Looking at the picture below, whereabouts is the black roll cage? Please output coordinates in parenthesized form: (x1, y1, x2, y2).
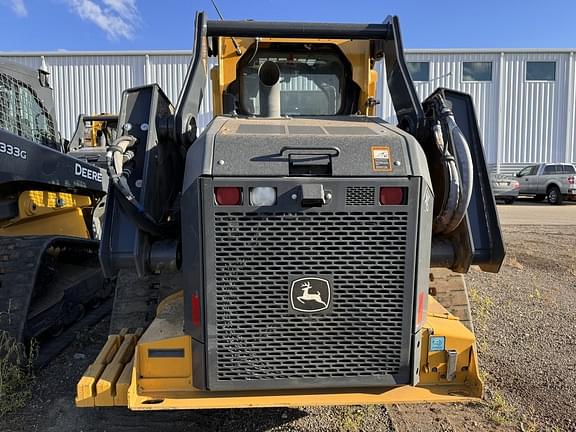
(174, 12, 425, 145)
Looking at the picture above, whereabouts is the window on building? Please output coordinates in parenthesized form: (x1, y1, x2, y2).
(407, 62, 429, 81)
(526, 62, 556, 81)
(462, 62, 492, 81)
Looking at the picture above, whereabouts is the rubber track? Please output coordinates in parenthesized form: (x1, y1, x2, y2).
(0, 235, 106, 363)
(34, 298, 112, 368)
(429, 269, 474, 332)
(109, 270, 181, 334)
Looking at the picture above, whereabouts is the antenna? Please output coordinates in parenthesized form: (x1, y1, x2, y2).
(210, 0, 225, 19)
(209, 0, 242, 56)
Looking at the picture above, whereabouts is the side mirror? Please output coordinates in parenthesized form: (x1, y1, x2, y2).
(515, 172, 522, 177)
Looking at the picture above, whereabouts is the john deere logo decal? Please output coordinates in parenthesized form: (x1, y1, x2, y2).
(290, 277, 331, 313)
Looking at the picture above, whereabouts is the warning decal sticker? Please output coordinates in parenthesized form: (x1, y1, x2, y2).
(429, 336, 446, 352)
(371, 146, 392, 172)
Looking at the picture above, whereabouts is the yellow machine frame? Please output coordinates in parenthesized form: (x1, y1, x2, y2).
(0, 190, 92, 238)
(76, 287, 482, 410)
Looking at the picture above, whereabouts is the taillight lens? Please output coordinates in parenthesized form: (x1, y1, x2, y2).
(512, 181, 520, 190)
(416, 291, 426, 327)
(569, 176, 575, 185)
(380, 187, 406, 205)
(214, 187, 242, 205)
(191, 293, 201, 327)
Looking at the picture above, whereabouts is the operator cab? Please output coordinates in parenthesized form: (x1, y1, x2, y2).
(224, 43, 360, 116)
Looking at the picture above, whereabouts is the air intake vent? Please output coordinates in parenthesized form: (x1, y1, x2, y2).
(346, 186, 375, 206)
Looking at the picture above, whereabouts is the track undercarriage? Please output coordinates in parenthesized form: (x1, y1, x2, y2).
(0, 236, 113, 366)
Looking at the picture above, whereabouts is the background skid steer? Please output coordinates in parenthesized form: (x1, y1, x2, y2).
(77, 12, 504, 409)
(0, 60, 116, 366)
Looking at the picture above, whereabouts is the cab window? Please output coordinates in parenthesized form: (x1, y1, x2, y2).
(237, 46, 349, 116)
(0, 72, 56, 146)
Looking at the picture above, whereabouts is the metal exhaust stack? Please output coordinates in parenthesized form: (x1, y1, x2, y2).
(258, 60, 281, 117)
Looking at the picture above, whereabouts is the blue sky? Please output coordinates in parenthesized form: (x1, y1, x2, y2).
(1, 0, 575, 52)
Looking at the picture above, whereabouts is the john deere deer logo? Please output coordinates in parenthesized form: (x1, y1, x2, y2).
(297, 281, 328, 307)
(290, 277, 331, 313)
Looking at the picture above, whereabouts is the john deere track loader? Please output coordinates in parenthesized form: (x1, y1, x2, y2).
(0, 60, 114, 365)
(77, 13, 504, 409)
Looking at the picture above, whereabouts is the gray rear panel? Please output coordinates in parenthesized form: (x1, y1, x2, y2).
(181, 115, 434, 391)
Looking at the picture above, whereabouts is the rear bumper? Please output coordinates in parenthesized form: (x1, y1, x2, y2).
(76, 289, 483, 410)
(493, 190, 519, 199)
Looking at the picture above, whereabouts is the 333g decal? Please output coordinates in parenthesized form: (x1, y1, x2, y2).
(0, 141, 27, 160)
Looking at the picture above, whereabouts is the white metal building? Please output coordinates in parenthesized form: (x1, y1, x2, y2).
(2, 49, 575, 173)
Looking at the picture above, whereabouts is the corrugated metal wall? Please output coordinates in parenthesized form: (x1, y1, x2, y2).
(498, 52, 569, 164)
(2, 54, 141, 139)
(380, 50, 576, 167)
(566, 52, 576, 163)
(2, 49, 575, 168)
(378, 52, 501, 164)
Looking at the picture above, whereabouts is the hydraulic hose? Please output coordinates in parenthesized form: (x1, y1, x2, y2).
(430, 95, 474, 235)
(440, 107, 474, 234)
(106, 136, 175, 237)
(432, 121, 459, 231)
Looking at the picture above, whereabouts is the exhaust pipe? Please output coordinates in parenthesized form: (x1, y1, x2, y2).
(258, 61, 281, 117)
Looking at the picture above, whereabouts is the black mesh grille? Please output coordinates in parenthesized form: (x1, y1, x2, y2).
(0, 72, 56, 146)
(346, 186, 376, 206)
(212, 211, 408, 383)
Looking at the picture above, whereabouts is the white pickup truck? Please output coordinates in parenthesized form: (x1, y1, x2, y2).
(516, 163, 576, 204)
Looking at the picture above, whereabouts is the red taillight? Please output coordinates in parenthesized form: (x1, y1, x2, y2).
(192, 294, 201, 327)
(512, 181, 520, 190)
(379, 187, 406, 205)
(569, 176, 575, 185)
(416, 291, 426, 326)
(214, 187, 242, 205)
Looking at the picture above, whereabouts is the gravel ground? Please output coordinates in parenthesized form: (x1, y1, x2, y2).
(1, 224, 575, 431)
(466, 225, 576, 431)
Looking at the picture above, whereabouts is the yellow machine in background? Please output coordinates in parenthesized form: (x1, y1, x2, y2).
(76, 13, 504, 409)
(66, 113, 118, 169)
(0, 190, 92, 238)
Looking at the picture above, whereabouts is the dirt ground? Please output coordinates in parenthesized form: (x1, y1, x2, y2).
(1, 202, 575, 432)
(496, 197, 576, 225)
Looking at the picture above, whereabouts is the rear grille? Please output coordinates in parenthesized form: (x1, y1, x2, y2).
(346, 186, 375, 205)
(211, 211, 409, 384)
